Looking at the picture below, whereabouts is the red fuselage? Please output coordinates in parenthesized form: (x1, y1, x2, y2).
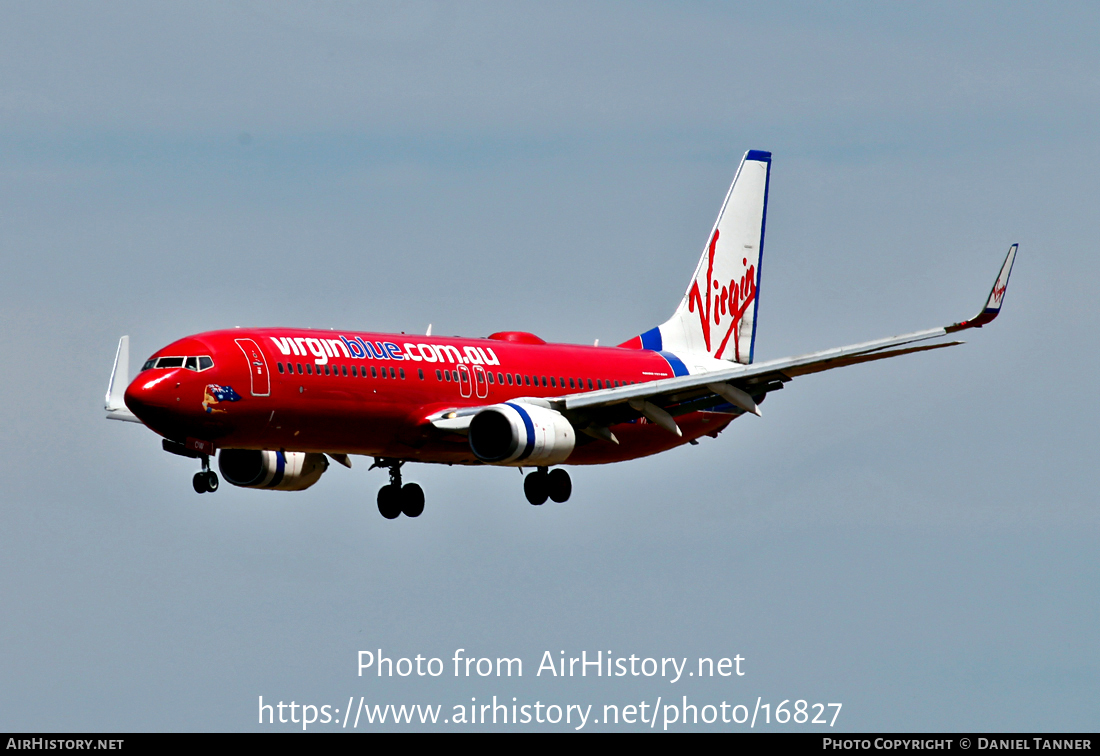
(124, 328, 735, 465)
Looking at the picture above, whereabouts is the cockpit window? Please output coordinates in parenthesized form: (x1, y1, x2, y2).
(148, 355, 215, 371)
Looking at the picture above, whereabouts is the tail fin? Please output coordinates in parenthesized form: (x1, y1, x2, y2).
(620, 150, 771, 363)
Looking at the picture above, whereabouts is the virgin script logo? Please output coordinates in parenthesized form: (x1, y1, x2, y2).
(686, 229, 756, 360)
(991, 280, 1007, 306)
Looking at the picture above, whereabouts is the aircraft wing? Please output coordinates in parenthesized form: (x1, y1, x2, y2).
(428, 245, 1016, 438)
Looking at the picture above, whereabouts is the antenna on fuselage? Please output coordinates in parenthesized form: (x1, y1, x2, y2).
(426, 323, 432, 336)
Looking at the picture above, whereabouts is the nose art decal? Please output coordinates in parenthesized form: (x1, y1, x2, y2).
(203, 384, 242, 414)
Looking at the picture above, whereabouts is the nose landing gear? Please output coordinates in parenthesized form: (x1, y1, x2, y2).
(371, 458, 425, 519)
(192, 454, 220, 494)
(524, 467, 572, 505)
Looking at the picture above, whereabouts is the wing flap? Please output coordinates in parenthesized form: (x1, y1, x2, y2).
(778, 340, 962, 378)
(560, 327, 949, 412)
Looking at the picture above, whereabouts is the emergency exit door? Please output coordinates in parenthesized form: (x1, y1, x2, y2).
(235, 338, 271, 396)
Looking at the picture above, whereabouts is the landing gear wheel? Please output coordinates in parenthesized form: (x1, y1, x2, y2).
(524, 471, 549, 506)
(377, 485, 402, 519)
(204, 471, 219, 493)
(193, 472, 208, 494)
(547, 468, 571, 503)
(400, 483, 425, 518)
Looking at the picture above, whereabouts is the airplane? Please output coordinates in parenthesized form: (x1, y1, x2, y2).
(104, 150, 1017, 519)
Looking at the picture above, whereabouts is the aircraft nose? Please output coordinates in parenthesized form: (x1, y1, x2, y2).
(124, 370, 178, 420)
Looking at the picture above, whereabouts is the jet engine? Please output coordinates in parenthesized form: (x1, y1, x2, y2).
(218, 449, 329, 491)
(468, 403, 576, 466)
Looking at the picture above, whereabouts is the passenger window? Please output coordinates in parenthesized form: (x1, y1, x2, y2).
(390, 368, 396, 379)
(549, 377, 555, 387)
(597, 379, 603, 389)
(399, 368, 405, 379)
(306, 364, 313, 375)
(497, 372, 504, 384)
(351, 366, 357, 377)
(342, 365, 347, 376)
(541, 376, 547, 387)
(444, 371, 450, 382)
(477, 372, 485, 384)
(296, 363, 303, 374)
(507, 374, 513, 386)
(418, 369, 424, 380)
(371, 366, 378, 378)
(324, 365, 331, 376)
(569, 378, 575, 389)
(277, 362, 284, 374)
(587, 379, 593, 390)
(488, 372, 495, 384)
(436, 369, 442, 380)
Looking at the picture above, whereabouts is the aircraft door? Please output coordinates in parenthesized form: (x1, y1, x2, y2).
(234, 338, 271, 396)
(472, 364, 488, 399)
(457, 364, 472, 398)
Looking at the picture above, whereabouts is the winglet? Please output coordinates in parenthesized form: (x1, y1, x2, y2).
(946, 244, 1017, 333)
(105, 335, 142, 424)
(105, 335, 129, 410)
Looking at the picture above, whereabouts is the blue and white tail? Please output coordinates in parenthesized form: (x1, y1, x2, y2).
(621, 150, 771, 364)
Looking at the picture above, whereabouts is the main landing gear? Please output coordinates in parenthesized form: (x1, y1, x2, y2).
(371, 459, 424, 519)
(192, 454, 219, 494)
(524, 467, 571, 506)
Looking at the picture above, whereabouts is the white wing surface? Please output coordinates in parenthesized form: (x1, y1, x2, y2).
(105, 335, 143, 424)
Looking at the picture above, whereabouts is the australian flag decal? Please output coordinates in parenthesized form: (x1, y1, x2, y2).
(203, 384, 242, 414)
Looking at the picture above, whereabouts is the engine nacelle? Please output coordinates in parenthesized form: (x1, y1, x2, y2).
(218, 449, 329, 491)
(468, 403, 575, 466)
